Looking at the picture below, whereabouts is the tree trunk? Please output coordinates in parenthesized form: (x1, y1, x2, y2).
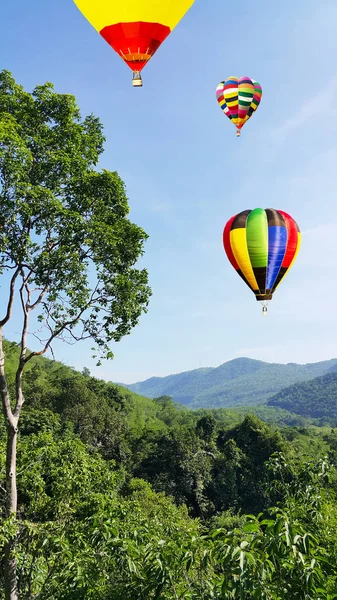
(0, 332, 20, 600)
(4, 423, 19, 600)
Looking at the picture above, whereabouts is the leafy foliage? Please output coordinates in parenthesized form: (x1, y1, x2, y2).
(0, 69, 151, 362)
(1, 67, 337, 599)
(268, 372, 337, 424)
(0, 342, 337, 597)
(1, 422, 336, 598)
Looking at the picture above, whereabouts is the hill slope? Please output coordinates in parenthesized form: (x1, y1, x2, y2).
(2, 339, 176, 437)
(118, 357, 337, 409)
(267, 371, 337, 420)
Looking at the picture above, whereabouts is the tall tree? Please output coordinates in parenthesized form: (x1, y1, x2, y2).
(0, 69, 151, 599)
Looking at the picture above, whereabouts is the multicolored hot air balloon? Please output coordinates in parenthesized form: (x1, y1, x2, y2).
(216, 76, 262, 137)
(223, 209, 301, 313)
(73, 0, 195, 87)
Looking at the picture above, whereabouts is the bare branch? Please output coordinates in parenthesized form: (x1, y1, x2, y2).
(193, 450, 216, 460)
(24, 303, 92, 364)
(22, 278, 104, 364)
(0, 328, 15, 425)
(28, 285, 48, 310)
(62, 323, 93, 343)
(0, 264, 17, 270)
(0, 266, 21, 326)
(29, 330, 48, 347)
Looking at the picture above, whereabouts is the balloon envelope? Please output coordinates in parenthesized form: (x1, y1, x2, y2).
(73, 0, 195, 84)
(223, 208, 301, 302)
(216, 76, 262, 135)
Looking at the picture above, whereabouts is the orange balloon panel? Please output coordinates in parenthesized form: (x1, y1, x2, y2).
(74, 0, 195, 72)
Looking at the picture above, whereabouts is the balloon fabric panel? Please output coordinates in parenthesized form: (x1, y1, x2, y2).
(73, 0, 195, 31)
(247, 82, 262, 117)
(278, 210, 301, 268)
(216, 84, 232, 120)
(237, 77, 254, 129)
(272, 210, 301, 292)
(101, 22, 170, 70)
(73, 0, 195, 71)
(223, 216, 254, 291)
(265, 210, 287, 292)
(223, 215, 239, 270)
(245, 208, 268, 294)
(229, 211, 259, 292)
(222, 77, 240, 126)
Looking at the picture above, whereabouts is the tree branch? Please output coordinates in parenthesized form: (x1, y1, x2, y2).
(28, 285, 48, 311)
(23, 282, 102, 364)
(24, 305, 91, 363)
(193, 451, 216, 460)
(0, 327, 15, 426)
(0, 266, 21, 326)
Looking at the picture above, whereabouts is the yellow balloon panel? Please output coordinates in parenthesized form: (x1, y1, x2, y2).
(73, 0, 195, 32)
(229, 228, 258, 291)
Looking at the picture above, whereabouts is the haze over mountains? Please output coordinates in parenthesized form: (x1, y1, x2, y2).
(118, 357, 337, 409)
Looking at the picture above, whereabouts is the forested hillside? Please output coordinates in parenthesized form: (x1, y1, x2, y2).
(268, 371, 337, 421)
(120, 357, 337, 408)
(1, 339, 337, 597)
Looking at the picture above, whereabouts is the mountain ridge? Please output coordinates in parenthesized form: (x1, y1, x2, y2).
(117, 357, 337, 409)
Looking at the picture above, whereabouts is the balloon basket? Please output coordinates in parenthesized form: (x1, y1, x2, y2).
(132, 71, 143, 87)
(256, 295, 271, 315)
(236, 129, 241, 138)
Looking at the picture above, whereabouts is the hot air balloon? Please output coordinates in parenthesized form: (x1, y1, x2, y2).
(73, 0, 195, 87)
(223, 209, 301, 314)
(216, 76, 262, 137)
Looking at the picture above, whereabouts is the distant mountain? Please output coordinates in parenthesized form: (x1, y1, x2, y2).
(267, 371, 337, 420)
(117, 357, 337, 409)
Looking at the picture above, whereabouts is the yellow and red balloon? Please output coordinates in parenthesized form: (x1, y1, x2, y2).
(73, 0, 195, 86)
(223, 209, 301, 313)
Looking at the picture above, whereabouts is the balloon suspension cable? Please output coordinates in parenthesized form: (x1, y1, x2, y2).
(132, 71, 143, 87)
(236, 128, 241, 138)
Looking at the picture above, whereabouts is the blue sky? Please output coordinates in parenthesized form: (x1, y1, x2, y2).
(1, 0, 337, 383)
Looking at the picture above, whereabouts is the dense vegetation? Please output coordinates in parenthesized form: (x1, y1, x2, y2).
(1, 68, 337, 599)
(0, 69, 152, 599)
(121, 357, 337, 409)
(268, 372, 337, 422)
(1, 339, 337, 598)
(199, 405, 327, 429)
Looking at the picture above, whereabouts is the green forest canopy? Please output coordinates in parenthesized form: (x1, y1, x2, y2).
(1, 339, 337, 598)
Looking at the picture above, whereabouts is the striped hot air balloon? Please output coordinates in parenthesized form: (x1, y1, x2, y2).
(223, 209, 301, 313)
(73, 0, 195, 86)
(216, 76, 262, 137)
